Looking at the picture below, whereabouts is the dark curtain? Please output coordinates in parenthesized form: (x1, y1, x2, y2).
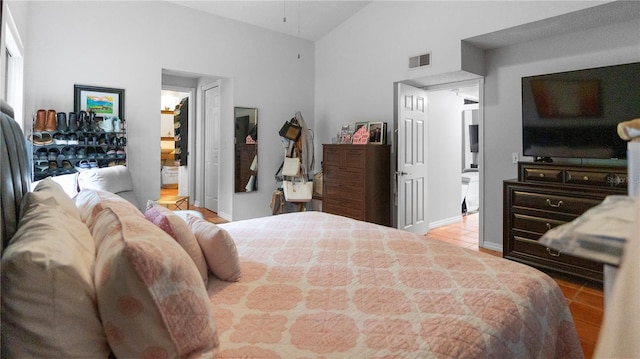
(174, 97, 188, 166)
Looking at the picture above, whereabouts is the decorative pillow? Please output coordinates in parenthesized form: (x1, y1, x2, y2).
(23, 177, 81, 220)
(145, 201, 208, 283)
(75, 189, 142, 232)
(1, 203, 109, 358)
(30, 172, 79, 198)
(186, 214, 242, 282)
(92, 208, 219, 358)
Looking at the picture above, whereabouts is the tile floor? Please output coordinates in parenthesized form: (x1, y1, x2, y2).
(171, 191, 602, 358)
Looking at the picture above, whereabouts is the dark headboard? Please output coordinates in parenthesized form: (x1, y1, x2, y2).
(1, 99, 31, 251)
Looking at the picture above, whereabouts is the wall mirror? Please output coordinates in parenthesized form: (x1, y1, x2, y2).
(235, 107, 258, 193)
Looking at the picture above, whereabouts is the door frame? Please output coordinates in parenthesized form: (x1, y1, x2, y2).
(160, 85, 194, 200)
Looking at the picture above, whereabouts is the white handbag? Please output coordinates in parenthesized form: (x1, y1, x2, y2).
(283, 178, 313, 202)
(282, 157, 301, 177)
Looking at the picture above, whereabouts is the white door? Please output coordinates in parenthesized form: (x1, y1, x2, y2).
(203, 83, 220, 211)
(396, 83, 429, 235)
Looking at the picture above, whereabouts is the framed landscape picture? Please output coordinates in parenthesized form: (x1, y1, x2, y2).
(74, 85, 125, 119)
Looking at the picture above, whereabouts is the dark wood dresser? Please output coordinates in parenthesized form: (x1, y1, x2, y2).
(235, 143, 256, 192)
(322, 144, 391, 226)
(503, 162, 627, 283)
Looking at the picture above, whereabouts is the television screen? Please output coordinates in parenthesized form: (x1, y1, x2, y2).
(522, 62, 640, 160)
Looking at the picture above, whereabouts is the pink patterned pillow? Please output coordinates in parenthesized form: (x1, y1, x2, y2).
(186, 214, 242, 282)
(92, 208, 219, 358)
(144, 202, 208, 283)
(75, 189, 142, 232)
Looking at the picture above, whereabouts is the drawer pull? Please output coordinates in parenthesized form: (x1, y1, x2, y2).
(546, 199, 563, 208)
(546, 248, 561, 257)
(583, 176, 589, 181)
(539, 173, 545, 178)
(545, 223, 552, 230)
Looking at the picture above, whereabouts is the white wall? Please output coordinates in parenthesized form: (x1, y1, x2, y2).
(482, 18, 639, 250)
(19, 1, 314, 219)
(425, 89, 464, 227)
(314, 1, 628, 248)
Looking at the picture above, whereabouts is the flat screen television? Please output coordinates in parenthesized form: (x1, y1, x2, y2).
(521, 62, 640, 160)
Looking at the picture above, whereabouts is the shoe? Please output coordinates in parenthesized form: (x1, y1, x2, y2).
(34, 160, 49, 173)
(48, 148, 60, 161)
(80, 111, 90, 131)
(32, 133, 44, 146)
(106, 147, 117, 158)
(76, 147, 87, 159)
(40, 133, 53, 145)
(75, 159, 91, 171)
(95, 147, 106, 159)
(117, 136, 127, 146)
(116, 147, 126, 159)
(87, 147, 96, 159)
(89, 111, 99, 132)
(98, 134, 107, 146)
(68, 112, 79, 132)
(36, 147, 49, 160)
(53, 133, 67, 145)
(113, 117, 121, 132)
(61, 159, 73, 170)
(45, 110, 57, 132)
(67, 133, 79, 145)
(88, 134, 97, 145)
(48, 160, 59, 173)
(107, 160, 116, 167)
(62, 146, 76, 159)
(88, 159, 99, 168)
(34, 109, 47, 132)
(99, 117, 114, 132)
(56, 112, 68, 132)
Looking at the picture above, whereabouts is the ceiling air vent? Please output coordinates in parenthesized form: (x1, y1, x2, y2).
(409, 52, 431, 69)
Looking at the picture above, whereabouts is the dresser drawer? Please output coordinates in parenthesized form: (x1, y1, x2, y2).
(565, 170, 628, 188)
(510, 233, 603, 274)
(323, 199, 364, 220)
(522, 167, 563, 183)
(511, 190, 602, 216)
(323, 146, 366, 168)
(324, 183, 364, 200)
(511, 213, 568, 236)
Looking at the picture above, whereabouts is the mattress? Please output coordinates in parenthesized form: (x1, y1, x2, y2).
(212, 211, 583, 358)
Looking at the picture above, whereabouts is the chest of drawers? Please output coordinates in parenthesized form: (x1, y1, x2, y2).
(503, 162, 627, 283)
(322, 144, 391, 226)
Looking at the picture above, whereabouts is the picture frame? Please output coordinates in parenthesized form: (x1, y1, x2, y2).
(74, 85, 125, 119)
(354, 121, 369, 134)
(369, 122, 386, 144)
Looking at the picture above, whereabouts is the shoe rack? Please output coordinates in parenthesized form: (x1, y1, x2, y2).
(31, 109, 127, 181)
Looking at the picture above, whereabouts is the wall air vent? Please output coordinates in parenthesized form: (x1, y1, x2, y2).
(409, 52, 431, 69)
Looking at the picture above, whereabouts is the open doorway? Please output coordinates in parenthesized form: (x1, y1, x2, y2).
(421, 82, 481, 248)
(160, 90, 190, 197)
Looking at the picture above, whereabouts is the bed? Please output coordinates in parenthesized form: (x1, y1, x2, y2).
(1, 100, 584, 358)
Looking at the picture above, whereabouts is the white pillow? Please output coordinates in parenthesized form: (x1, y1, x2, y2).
(30, 172, 79, 198)
(23, 177, 81, 221)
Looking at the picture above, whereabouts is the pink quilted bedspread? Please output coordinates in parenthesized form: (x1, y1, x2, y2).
(213, 212, 583, 358)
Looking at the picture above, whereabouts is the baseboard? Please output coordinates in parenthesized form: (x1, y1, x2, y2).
(481, 241, 503, 253)
(218, 211, 232, 221)
(429, 215, 462, 229)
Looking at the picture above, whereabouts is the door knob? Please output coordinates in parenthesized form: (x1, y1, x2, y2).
(396, 171, 410, 176)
